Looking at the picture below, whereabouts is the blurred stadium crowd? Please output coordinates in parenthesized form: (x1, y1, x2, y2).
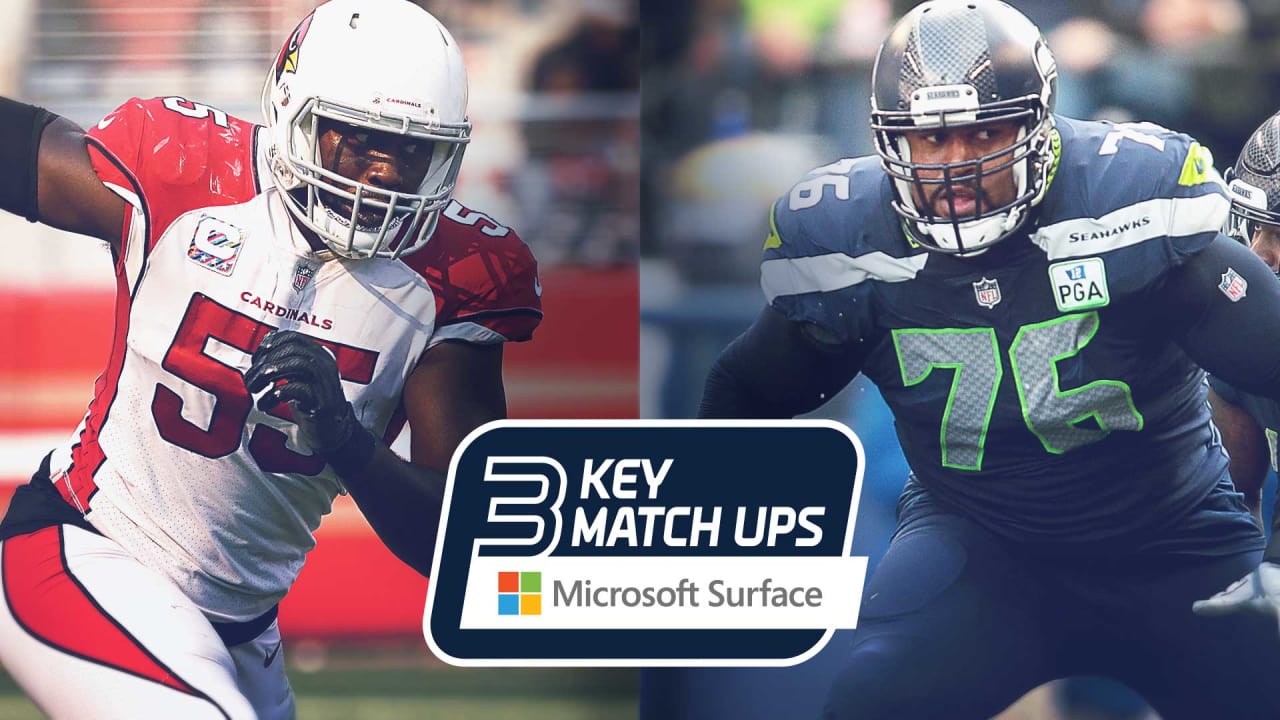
(641, 1, 1280, 718)
(4, 0, 637, 271)
(643, 0, 1280, 283)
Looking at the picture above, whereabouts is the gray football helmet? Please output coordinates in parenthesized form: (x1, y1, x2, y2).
(1226, 111, 1280, 250)
(871, 0, 1059, 256)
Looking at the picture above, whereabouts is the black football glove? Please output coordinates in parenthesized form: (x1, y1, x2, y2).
(243, 329, 374, 475)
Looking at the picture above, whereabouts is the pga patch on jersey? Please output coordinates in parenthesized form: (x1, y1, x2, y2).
(424, 420, 867, 667)
(1049, 257, 1109, 312)
(1220, 268, 1248, 302)
(187, 215, 246, 276)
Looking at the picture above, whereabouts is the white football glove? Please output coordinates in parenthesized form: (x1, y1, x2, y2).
(1193, 561, 1280, 625)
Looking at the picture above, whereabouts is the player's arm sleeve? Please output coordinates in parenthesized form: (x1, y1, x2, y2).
(0, 96, 129, 244)
(702, 186, 882, 418)
(1162, 234, 1280, 393)
(1161, 234, 1280, 545)
(0, 97, 57, 223)
(700, 304, 864, 419)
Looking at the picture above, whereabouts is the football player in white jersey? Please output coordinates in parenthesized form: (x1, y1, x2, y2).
(0, 1, 542, 718)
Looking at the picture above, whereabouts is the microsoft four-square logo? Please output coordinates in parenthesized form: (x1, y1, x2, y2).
(498, 571, 541, 616)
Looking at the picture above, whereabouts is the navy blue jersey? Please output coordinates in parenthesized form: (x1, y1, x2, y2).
(764, 116, 1258, 553)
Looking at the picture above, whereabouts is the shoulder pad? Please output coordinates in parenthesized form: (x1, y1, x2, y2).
(1031, 118, 1227, 283)
(1062, 118, 1221, 200)
(86, 97, 261, 247)
(760, 156, 924, 345)
(401, 200, 542, 344)
(765, 156, 904, 261)
(762, 156, 927, 305)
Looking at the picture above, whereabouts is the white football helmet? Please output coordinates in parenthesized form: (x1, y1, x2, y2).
(262, 0, 470, 259)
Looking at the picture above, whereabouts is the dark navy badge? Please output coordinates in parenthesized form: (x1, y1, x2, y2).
(424, 420, 867, 667)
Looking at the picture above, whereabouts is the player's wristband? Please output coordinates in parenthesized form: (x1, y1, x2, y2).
(324, 423, 377, 478)
(0, 97, 57, 222)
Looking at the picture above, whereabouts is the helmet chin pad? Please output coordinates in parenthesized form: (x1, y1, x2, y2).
(914, 207, 1026, 257)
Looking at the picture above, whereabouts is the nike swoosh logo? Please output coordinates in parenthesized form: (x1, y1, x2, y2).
(533, 276, 543, 297)
(263, 643, 281, 668)
(97, 116, 116, 131)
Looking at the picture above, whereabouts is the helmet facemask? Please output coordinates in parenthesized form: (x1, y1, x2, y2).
(1224, 171, 1275, 245)
(265, 93, 469, 260)
(1225, 168, 1280, 277)
(875, 101, 1055, 256)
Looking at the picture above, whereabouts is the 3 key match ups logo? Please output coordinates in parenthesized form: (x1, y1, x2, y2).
(425, 420, 868, 667)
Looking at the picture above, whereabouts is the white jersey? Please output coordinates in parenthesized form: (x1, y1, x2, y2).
(46, 97, 542, 621)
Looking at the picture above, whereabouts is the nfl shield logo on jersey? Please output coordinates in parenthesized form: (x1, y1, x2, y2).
(292, 261, 316, 293)
(973, 277, 1002, 309)
(1219, 268, 1248, 302)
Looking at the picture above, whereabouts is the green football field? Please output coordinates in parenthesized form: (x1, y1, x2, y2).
(0, 646, 639, 719)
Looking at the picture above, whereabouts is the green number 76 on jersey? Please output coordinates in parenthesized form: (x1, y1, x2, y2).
(892, 312, 1143, 471)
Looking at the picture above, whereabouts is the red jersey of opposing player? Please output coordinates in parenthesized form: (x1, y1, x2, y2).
(46, 96, 541, 622)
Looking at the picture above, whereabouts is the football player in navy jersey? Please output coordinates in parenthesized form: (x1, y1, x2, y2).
(1193, 110, 1280, 622)
(698, 0, 1280, 717)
